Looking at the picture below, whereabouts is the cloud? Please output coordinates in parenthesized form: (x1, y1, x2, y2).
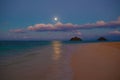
(9, 29, 26, 33)
(109, 30, 120, 35)
(96, 21, 106, 25)
(28, 24, 55, 31)
(27, 22, 76, 31)
(10, 16, 120, 32)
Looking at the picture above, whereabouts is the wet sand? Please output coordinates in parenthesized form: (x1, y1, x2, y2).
(71, 42, 120, 80)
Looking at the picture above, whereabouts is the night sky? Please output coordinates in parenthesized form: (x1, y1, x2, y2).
(0, 0, 120, 40)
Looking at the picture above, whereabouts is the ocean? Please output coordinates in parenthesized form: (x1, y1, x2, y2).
(0, 40, 94, 57)
(0, 41, 79, 80)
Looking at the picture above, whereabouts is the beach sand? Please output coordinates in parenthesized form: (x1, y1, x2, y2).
(71, 42, 120, 80)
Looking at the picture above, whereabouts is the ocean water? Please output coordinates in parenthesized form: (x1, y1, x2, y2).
(0, 41, 80, 80)
(0, 41, 94, 57)
(0, 41, 51, 56)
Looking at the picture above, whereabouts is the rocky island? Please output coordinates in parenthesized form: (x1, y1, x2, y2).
(70, 36, 82, 41)
(97, 37, 107, 41)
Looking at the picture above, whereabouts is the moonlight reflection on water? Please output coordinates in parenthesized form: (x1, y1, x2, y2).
(52, 41, 62, 61)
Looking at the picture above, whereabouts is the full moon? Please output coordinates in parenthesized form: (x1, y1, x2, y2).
(54, 17, 58, 21)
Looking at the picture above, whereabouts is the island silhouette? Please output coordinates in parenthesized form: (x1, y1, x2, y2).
(70, 36, 82, 41)
(97, 37, 107, 41)
(70, 36, 108, 41)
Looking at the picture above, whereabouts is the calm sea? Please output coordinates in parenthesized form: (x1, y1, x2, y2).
(0, 41, 51, 57)
(0, 41, 94, 57)
(0, 41, 84, 80)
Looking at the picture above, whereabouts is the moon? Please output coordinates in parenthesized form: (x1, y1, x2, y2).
(54, 17, 58, 21)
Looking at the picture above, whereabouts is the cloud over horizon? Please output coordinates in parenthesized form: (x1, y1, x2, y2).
(109, 30, 120, 35)
(9, 29, 26, 33)
(10, 16, 120, 32)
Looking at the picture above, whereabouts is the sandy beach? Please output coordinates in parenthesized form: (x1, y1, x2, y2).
(71, 42, 120, 80)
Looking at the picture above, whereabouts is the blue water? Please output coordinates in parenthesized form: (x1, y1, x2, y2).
(0, 41, 74, 80)
(0, 40, 113, 57)
(0, 41, 51, 56)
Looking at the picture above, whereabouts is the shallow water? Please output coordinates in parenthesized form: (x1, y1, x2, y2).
(0, 41, 74, 80)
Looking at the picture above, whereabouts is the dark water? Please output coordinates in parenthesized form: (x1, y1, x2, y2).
(0, 41, 51, 56)
(0, 40, 114, 57)
(1, 40, 119, 58)
(0, 41, 76, 56)
(0, 41, 75, 80)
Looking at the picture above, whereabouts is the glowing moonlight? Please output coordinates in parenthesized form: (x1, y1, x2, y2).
(54, 17, 58, 21)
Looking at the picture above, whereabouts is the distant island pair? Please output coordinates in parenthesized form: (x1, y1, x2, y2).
(70, 37, 107, 41)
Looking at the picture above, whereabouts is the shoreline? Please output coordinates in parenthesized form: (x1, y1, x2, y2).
(71, 42, 120, 80)
(0, 41, 120, 80)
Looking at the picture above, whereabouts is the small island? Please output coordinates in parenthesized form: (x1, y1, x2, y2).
(97, 37, 107, 41)
(70, 36, 82, 41)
